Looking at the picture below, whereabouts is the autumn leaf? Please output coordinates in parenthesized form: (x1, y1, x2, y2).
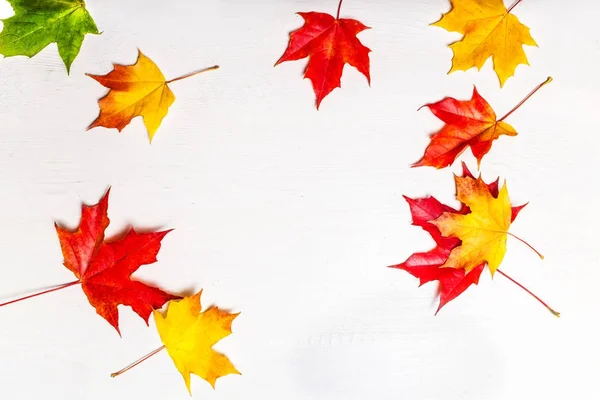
(275, 0, 371, 109)
(154, 291, 240, 393)
(55, 188, 180, 334)
(111, 291, 240, 394)
(389, 194, 486, 313)
(390, 163, 519, 312)
(390, 163, 558, 315)
(433, 0, 536, 86)
(413, 77, 551, 169)
(0, 189, 180, 334)
(433, 174, 512, 275)
(431, 172, 543, 275)
(87, 50, 219, 142)
(0, 0, 99, 73)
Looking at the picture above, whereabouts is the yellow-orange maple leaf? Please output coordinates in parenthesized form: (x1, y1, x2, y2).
(153, 290, 240, 394)
(87, 50, 218, 142)
(432, 0, 537, 87)
(431, 173, 511, 275)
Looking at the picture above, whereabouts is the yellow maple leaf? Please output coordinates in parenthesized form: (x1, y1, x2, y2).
(431, 174, 511, 275)
(432, 0, 537, 87)
(87, 50, 218, 142)
(153, 290, 240, 394)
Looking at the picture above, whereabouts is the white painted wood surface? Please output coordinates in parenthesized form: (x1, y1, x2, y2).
(0, 0, 597, 399)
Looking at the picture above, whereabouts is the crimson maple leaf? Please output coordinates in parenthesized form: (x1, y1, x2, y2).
(55, 189, 179, 334)
(275, 0, 371, 109)
(390, 163, 525, 313)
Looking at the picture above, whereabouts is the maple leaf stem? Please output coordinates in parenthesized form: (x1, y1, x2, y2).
(336, 0, 344, 19)
(498, 77, 552, 122)
(506, 0, 523, 14)
(111, 345, 166, 378)
(507, 232, 544, 260)
(496, 269, 560, 317)
(166, 65, 219, 84)
(0, 280, 80, 308)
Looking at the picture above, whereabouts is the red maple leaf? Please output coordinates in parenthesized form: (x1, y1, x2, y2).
(390, 163, 525, 313)
(413, 78, 552, 169)
(275, 0, 371, 109)
(54, 189, 179, 334)
(412, 87, 515, 169)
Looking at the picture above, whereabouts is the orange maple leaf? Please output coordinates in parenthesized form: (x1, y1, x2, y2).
(275, 0, 371, 109)
(87, 50, 218, 142)
(413, 77, 551, 169)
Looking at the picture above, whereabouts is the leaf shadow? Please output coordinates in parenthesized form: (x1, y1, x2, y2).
(178, 286, 198, 298)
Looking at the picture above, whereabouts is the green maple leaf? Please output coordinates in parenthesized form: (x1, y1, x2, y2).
(0, 0, 99, 73)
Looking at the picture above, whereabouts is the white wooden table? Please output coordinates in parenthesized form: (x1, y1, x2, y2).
(0, 0, 596, 399)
